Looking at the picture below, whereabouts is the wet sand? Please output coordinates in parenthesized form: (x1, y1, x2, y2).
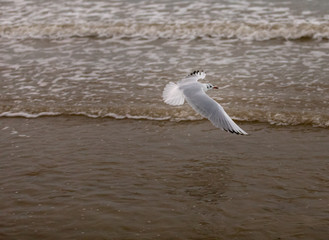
(1, 117, 329, 240)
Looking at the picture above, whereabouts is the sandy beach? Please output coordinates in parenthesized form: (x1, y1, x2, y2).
(1, 116, 328, 240)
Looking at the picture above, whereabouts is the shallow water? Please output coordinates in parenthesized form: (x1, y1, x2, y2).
(1, 0, 329, 127)
(1, 117, 329, 239)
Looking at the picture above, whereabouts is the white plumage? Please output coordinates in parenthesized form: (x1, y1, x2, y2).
(162, 82, 185, 106)
(162, 70, 248, 135)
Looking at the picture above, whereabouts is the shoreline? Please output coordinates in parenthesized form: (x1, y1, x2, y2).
(0, 113, 328, 130)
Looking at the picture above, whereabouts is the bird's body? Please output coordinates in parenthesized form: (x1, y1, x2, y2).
(162, 70, 247, 135)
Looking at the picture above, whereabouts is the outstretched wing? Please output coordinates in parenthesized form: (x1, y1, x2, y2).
(184, 87, 248, 135)
(179, 70, 206, 85)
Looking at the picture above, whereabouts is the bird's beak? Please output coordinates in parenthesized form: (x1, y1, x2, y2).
(213, 86, 218, 89)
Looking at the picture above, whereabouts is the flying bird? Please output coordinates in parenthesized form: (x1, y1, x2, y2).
(162, 70, 247, 135)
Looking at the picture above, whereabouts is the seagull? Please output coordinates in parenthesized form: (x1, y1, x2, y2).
(162, 70, 247, 135)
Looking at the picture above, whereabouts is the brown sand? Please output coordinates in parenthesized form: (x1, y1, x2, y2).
(1, 117, 328, 240)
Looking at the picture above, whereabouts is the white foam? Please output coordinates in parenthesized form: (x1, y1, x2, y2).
(1, 21, 328, 41)
(0, 109, 328, 128)
(104, 113, 171, 121)
(0, 112, 61, 118)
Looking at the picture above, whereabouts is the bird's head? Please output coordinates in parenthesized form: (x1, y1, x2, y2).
(203, 83, 218, 92)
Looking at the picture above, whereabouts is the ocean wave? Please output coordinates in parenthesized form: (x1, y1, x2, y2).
(0, 112, 62, 118)
(0, 111, 171, 121)
(1, 109, 328, 128)
(1, 21, 329, 41)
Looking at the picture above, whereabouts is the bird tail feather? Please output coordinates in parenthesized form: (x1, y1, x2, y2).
(162, 82, 185, 106)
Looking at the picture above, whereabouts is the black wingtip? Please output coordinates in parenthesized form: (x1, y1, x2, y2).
(224, 128, 248, 135)
(189, 70, 205, 76)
